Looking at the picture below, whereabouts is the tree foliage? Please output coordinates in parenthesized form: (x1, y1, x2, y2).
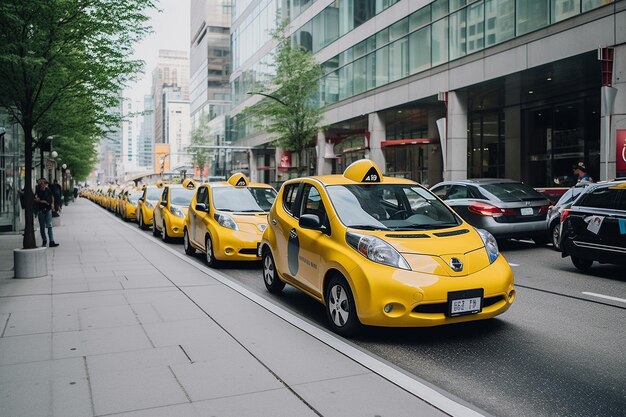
(0, 0, 155, 249)
(249, 21, 323, 175)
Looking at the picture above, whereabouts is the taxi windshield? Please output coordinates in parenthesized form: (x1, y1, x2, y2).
(212, 187, 277, 212)
(128, 191, 142, 204)
(327, 184, 460, 230)
(170, 188, 195, 206)
(145, 188, 162, 200)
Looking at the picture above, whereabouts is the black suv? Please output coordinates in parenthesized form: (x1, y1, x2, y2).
(560, 181, 626, 270)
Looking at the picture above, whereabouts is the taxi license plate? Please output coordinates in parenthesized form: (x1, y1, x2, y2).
(521, 207, 533, 215)
(447, 289, 483, 317)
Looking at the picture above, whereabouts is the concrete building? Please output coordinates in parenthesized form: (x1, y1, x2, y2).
(189, 0, 233, 178)
(230, 0, 626, 188)
(152, 50, 190, 145)
(164, 90, 191, 170)
(137, 95, 154, 169)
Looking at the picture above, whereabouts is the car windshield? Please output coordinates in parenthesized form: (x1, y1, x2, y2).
(170, 188, 195, 206)
(480, 183, 547, 202)
(212, 187, 277, 212)
(128, 191, 142, 204)
(327, 184, 460, 230)
(145, 188, 162, 200)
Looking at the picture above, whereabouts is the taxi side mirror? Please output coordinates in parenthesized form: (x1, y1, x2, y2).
(299, 213, 327, 234)
(195, 203, 209, 212)
(138, 197, 144, 202)
(159, 200, 167, 207)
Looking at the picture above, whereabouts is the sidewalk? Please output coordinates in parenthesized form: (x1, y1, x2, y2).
(0, 199, 472, 417)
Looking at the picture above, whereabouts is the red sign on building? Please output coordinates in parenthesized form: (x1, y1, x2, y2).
(617, 129, 626, 175)
(278, 151, 292, 172)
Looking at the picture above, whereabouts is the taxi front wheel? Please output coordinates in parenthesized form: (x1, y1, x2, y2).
(152, 219, 160, 236)
(262, 250, 285, 294)
(325, 275, 361, 337)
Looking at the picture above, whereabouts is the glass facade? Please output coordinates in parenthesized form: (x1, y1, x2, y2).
(318, 0, 613, 106)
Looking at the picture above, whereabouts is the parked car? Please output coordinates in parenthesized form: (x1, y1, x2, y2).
(152, 179, 197, 242)
(260, 159, 515, 336)
(183, 173, 277, 267)
(136, 183, 164, 230)
(430, 179, 551, 245)
(560, 180, 626, 270)
(545, 183, 592, 250)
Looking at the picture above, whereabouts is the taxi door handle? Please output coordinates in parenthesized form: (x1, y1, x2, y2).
(271, 219, 277, 225)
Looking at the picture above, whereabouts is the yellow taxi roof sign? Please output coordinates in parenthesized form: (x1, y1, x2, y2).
(155, 180, 165, 188)
(228, 173, 249, 187)
(343, 159, 383, 183)
(182, 178, 196, 189)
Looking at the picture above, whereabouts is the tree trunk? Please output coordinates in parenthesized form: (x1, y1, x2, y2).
(23, 125, 37, 249)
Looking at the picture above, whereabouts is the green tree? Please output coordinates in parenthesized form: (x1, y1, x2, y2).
(187, 113, 211, 182)
(0, 0, 155, 249)
(249, 21, 324, 176)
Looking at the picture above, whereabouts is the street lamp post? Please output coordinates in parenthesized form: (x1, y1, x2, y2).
(39, 136, 53, 179)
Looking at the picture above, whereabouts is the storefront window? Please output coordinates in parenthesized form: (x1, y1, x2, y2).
(469, 112, 505, 178)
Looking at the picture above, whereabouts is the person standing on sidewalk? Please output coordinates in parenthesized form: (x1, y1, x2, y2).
(34, 178, 59, 247)
(50, 179, 63, 215)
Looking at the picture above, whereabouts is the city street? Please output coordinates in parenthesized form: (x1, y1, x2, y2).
(134, 215, 626, 417)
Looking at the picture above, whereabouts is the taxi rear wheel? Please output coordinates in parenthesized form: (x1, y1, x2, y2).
(152, 219, 160, 236)
(325, 275, 360, 337)
(262, 249, 284, 294)
(139, 212, 147, 230)
(205, 235, 219, 267)
(161, 221, 171, 242)
(183, 229, 195, 255)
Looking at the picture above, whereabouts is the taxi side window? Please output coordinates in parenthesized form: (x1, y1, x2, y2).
(283, 183, 299, 215)
(161, 187, 169, 203)
(196, 187, 208, 206)
(300, 184, 327, 224)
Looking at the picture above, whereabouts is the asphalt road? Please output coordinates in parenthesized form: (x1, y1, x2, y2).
(138, 223, 626, 417)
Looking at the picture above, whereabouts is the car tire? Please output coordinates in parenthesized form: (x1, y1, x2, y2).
(152, 219, 160, 236)
(139, 212, 147, 230)
(262, 249, 285, 294)
(572, 257, 593, 271)
(550, 223, 561, 251)
(205, 235, 219, 268)
(325, 275, 361, 337)
(183, 229, 195, 255)
(161, 221, 170, 242)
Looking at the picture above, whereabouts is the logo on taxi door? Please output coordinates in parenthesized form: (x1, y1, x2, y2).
(288, 228, 299, 276)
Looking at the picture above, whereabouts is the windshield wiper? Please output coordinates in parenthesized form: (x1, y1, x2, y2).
(237, 209, 265, 212)
(348, 224, 390, 231)
(406, 223, 458, 230)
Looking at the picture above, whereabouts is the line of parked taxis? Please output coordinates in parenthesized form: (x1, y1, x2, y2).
(82, 159, 624, 336)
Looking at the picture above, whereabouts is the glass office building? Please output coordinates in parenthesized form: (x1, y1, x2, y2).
(230, 0, 625, 187)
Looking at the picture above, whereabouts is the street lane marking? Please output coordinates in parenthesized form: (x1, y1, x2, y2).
(508, 263, 520, 267)
(582, 292, 626, 304)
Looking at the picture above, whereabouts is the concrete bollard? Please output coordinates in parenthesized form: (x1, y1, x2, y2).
(13, 247, 48, 278)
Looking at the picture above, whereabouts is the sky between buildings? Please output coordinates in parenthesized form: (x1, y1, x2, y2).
(126, 0, 191, 104)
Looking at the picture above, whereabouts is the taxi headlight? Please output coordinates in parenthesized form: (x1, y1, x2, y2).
(477, 228, 499, 263)
(145, 200, 154, 209)
(214, 213, 239, 230)
(170, 206, 185, 218)
(257, 223, 268, 232)
(346, 232, 410, 270)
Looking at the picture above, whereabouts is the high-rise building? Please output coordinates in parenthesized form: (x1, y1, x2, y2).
(189, 0, 233, 178)
(137, 95, 154, 169)
(230, 0, 626, 187)
(152, 50, 190, 145)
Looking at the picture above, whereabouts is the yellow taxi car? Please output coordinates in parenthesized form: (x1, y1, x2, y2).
(119, 186, 143, 222)
(183, 173, 277, 267)
(136, 183, 165, 230)
(259, 159, 515, 336)
(152, 178, 197, 242)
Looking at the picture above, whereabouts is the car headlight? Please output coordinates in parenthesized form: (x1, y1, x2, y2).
(170, 206, 185, 218)
(346, 232, 410, 270)
(214, 213, 238, 230)
(145, 200, 154, 209)
(257, 223, 268, 232)
(477, 228, 499, 263)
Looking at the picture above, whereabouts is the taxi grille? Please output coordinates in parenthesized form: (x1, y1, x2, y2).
(239, 248, 258, 255)
(413, 295, 505, 314)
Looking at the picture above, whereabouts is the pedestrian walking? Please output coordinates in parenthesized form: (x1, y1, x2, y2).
(34, 178, 59, 247)
(572, 162, 593, 183)
(51, 179, 63, 214)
